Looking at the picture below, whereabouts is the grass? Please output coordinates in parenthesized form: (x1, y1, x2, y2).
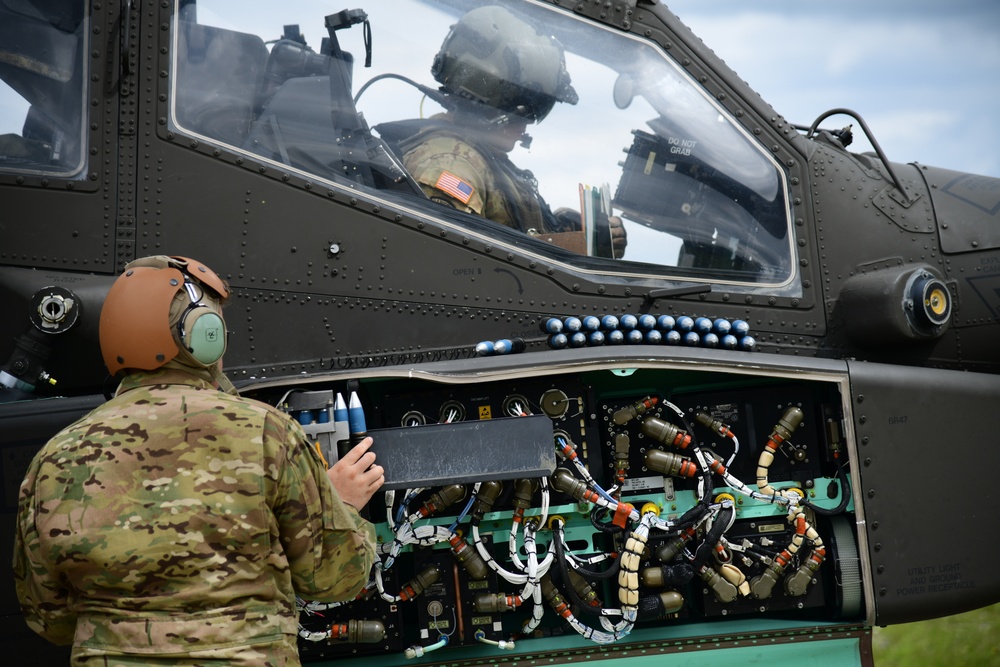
(872, 602, 1000, 666)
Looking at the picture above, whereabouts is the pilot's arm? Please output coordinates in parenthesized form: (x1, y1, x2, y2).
(403, 138, 490, 217)
(14, 463, 76, 645)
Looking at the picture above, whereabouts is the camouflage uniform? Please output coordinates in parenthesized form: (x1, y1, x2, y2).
(397, 120, 556, 234)
(14, 368, 376, 666)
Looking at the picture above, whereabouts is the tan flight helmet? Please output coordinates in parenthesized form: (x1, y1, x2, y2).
(99, 256, 234, 391)
(431, 5, 578, 124)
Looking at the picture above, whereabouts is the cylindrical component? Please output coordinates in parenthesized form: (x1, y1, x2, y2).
(694, 317, 713, 334)
(640, 562, 694, 588)
(701, 566, 738, 604)
(563, 316, 582, 332)
(644, 449, 698, 478)
(512, 478, 539, 511)
(749, 562, 782, 600)
(772, 406, 804, 444)
(420, 485, 467, 517)
(695, 411, 729, 436)
(549, 468, 592, 501)
(450, 534, 489, 580)
(601, 314, 619, 330)
(348, 391, 366, 444)
(401, 410, 427, 427)
(640, 502, 660, 517)
(614, 397, 660, 425)
(640, 417, 691, 449)
(474, 593, 520, 613)
(654, 528, 695, 563)
(399, 565, 441, 601)
(626, 329, 644, 344)
(582, 315, 601, 331)
(657, 314, 676, 331)
(784, 553, 824, 597)
(472, 480, 503, 523)
(619, 314, 638, 330)
(637, 314, 657, 330)
(637, 591, 685, 618)
(713, 318, 732, 336)
(567, 569, 601, 608)
(542, 317, 563, 334)
(331, 619, 386, 643)
(540, 388, 569, 418)
(614, 433, 631, 477)
(503, 393, 531, 417)
(540, 575, 573, 620)
(607, 329, 625, 345)
(548, 333, 568, 349)
(438, 400, 466, 423)
(494, 338, 525, 355)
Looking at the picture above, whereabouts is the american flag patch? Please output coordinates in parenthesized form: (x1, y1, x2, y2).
(435, 171, 474, 204)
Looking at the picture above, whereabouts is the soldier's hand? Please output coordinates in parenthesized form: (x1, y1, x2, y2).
(609, 215, 628, 258)
(328, 437, 384, 510)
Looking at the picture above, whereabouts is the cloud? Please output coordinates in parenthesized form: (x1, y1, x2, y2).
(666, 2, 1000, 176)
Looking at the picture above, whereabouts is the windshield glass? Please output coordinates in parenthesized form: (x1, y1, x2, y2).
(0, 1, 88, 178)
(173, 0, 793, 287)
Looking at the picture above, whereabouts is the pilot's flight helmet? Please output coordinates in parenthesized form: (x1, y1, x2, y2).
(431, 5, 578, 123)
(99, 256, 230, 376)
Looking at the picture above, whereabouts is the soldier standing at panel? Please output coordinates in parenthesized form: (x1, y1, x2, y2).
(14, 255, 384, 666)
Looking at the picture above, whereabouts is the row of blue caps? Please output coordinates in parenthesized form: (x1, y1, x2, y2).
(543, 314, 755, 351)
(475, 314, 756, 356)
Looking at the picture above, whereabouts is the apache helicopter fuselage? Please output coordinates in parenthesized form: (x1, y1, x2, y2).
(1, 1, 998, 665)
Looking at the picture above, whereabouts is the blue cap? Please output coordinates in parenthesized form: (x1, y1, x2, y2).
(348, 392, 366, 435)
(656, 315, 676, 331)
(548, 333, 568, 349)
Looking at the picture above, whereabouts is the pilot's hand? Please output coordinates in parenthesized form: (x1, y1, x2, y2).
(328, 437, 384, 510)
(609, 215, 628, 258)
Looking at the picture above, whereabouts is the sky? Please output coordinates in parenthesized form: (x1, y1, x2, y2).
(665, 0, 1000, 178)
(3, 0, 995, 183)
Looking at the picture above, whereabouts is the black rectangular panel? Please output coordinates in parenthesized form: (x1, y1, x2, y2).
(850, 360, 1000, 624)
(365, 415, 556, 490)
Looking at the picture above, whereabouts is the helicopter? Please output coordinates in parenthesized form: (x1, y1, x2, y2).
(1, 1, 998, 665)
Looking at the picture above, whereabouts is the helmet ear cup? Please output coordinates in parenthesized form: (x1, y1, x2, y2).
(179, 306, 226, 366)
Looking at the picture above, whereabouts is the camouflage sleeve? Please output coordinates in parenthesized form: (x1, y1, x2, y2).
(13, 455, 76, 645)
(403, 137, 490, 215)
(268, 412, 377, 602)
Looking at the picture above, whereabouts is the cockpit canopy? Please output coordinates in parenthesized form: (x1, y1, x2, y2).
(0, 0, 795, 290)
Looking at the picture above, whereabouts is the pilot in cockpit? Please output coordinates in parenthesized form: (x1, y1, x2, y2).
(375, 6, 627, 258)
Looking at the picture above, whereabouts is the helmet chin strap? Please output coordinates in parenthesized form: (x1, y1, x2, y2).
(210, 363, 239, 396)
